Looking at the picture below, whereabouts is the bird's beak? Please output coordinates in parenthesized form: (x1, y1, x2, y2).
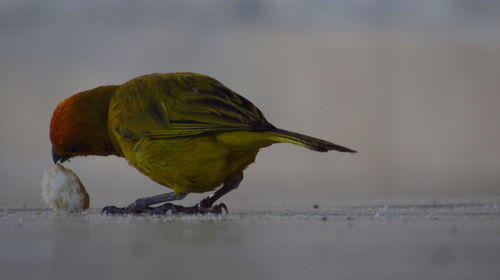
(52, 147, 62, 164)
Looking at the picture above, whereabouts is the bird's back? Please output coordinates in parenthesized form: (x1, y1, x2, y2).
(109, 73, 273, 140)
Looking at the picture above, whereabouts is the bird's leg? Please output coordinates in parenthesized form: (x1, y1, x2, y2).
(150, 172, 243, 215)
(101, 192, 187, 215)
(102, 172, 243, 215)
(196, 171, 244, 214)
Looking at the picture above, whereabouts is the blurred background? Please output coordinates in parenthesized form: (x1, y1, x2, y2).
(1, 0, 500, 209)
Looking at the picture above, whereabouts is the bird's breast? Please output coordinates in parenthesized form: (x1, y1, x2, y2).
(118, 133, 261, 194)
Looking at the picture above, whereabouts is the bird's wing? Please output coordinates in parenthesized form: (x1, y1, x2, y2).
(110, 73, 273, 141)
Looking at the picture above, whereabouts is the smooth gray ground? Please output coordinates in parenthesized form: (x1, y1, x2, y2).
(1, 203, 499, 280)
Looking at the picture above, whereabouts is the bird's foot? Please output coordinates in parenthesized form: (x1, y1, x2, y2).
(101, 198, 155, 215)
(144, 202, 228, 215)
(196, 202, 228, 214)
(101, 202, 228, 215)
(101, 205, 129, 215)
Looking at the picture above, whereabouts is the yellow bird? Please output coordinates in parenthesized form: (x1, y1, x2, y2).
(50, 73, 356, 214)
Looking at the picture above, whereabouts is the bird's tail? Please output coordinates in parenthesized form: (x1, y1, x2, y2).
(267, 128, 357, 153)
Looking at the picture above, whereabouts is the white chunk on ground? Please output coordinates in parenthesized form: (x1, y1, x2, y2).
(41, 164, 89, 212)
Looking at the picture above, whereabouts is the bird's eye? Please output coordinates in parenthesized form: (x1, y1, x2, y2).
(69, 148, 78, 153)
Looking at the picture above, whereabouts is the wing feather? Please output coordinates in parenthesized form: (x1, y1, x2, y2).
(110, 73, 273, 141)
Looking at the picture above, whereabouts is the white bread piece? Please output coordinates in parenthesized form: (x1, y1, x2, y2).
(41, 164, 89, 212)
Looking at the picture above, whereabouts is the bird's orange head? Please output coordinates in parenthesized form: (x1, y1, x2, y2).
(50, 85, 118, 163)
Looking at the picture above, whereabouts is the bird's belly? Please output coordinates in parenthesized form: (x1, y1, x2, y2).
(122, 134, 259, 194)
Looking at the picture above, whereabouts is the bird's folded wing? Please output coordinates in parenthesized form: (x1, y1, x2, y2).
(146, 122, 271, 139)
(110, 73, 273, 141)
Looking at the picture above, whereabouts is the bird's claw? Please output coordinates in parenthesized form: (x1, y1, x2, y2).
(198, 203, 228, 214)
(101, 202, 228, 215)
(101, 206, 128, 215)
(162, 202, 228, 215)
(101, 198, 158, 215)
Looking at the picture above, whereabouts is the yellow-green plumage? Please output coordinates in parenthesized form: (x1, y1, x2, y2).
(51, 72, 355, 201)
(107, 73, 276, 194)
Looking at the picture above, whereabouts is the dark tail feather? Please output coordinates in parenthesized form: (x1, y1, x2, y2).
(268, 128, 357, 153)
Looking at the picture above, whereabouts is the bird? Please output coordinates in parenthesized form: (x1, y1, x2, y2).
(50, 72, 356, 214)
